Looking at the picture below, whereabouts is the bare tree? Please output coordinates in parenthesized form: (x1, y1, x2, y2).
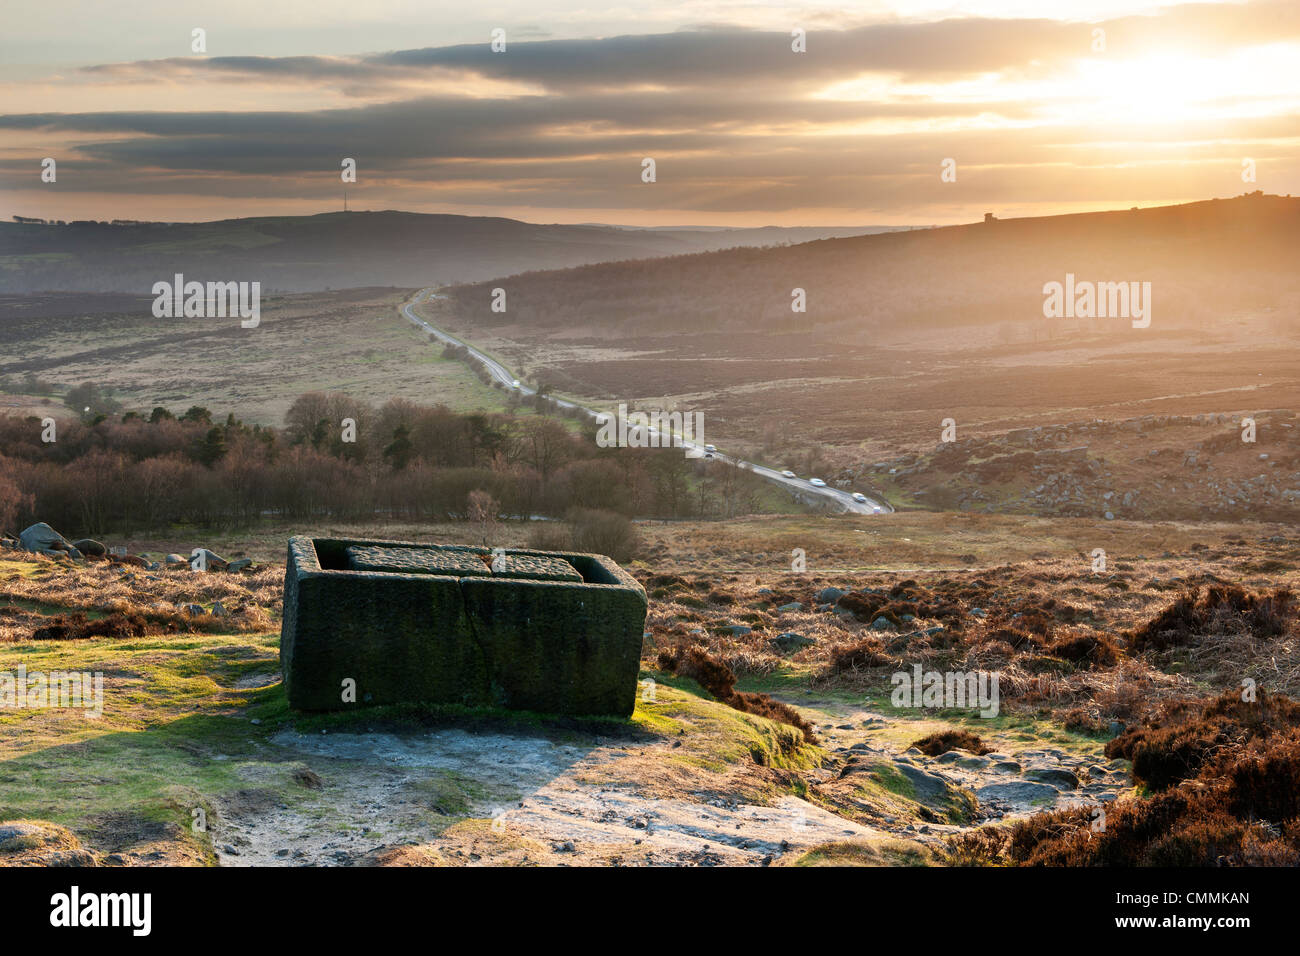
(467, 489, 499, 546)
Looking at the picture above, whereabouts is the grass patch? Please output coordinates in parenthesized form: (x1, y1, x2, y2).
(790, 838, 933, 867)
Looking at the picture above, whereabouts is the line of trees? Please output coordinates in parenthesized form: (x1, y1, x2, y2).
(0, 391, 774, 536)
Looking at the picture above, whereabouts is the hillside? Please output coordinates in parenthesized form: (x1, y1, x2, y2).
(421, 193, 1300, 525)
(0, 288, 501, 425)
(0, 212, 894, 294)
(441, 193, 1300, 335)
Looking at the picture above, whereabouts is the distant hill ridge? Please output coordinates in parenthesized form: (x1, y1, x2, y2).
(438, 193, 1300, 334)
(0, 210, 898, 294)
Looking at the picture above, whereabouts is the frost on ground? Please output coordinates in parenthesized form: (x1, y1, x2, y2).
(212, 725, 882, 867)
(208, 688, 1130, 868)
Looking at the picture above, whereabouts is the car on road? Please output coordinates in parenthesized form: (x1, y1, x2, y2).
(704, 444, 717, 453)
(809, 478, 826, 487)
(510, 379, 521, 389)
(852, 492, 868, 503)
(780, 470, 796, 479)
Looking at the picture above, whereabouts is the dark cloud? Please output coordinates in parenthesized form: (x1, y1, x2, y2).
(0, 104, 1289, 216)
(0, 90, 1039, 174)
(75, 1, 1300, 93)
(5, 2, 1298, 219)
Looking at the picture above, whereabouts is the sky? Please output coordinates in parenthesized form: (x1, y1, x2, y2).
(1, 0, 1298, 226)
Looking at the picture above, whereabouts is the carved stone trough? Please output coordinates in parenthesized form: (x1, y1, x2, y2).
(280, 537, 647, 716)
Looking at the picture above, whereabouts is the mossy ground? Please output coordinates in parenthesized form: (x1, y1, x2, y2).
(0, 558, 831, 864)
(788, 839, 933, 867)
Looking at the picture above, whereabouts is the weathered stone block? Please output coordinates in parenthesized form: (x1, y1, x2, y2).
(280, 537, 647, 717)
(345, 545, 490, 577)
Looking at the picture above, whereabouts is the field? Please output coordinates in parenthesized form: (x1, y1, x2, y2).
(0, 288, 505, 425)
(427, 301, 1299, 453)
(422, 301, 1300, 525)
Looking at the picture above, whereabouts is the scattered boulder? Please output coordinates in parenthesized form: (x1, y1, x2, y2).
(72, 539, 107, 557)
(815, 587, 846, 604)
(844, 758, 934, 802)
(771, 632, 815, 654)
(1025, 767, 1081, 790)
(190, 549, 229, 572)
(974, 781, 1059, 806)
(879, 760, 979, 822)
(776, 602, 803, 613)
(19, 523, 72, 554)
(164, 554, 187, 566)
(227, 558, 254, 573)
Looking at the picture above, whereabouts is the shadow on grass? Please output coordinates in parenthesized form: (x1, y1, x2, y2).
(0, 675, 656, 863)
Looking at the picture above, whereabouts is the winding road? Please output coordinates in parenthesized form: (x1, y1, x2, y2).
(402, 288, 891, 515)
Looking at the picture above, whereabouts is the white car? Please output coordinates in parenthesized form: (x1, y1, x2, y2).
(510, 379, 521, 389)
(780, 470, 796, 479)
(852, 492, 868, 503)
(704, 444, 717, 453)
(809, 478, 826, 487)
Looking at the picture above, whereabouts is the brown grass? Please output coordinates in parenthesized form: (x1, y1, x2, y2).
(30, 610, 149, 640)
(0, 553, 279, 642)
(950, 688, 1300, 866)
(1106, 687, 1300, 791)
(910, 729, 991, 756)
(950, 768, 1300, 866)
(825, 637, 898, 674)
(1128, 585, 1297, 653)
(656, 643, 818, 744)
